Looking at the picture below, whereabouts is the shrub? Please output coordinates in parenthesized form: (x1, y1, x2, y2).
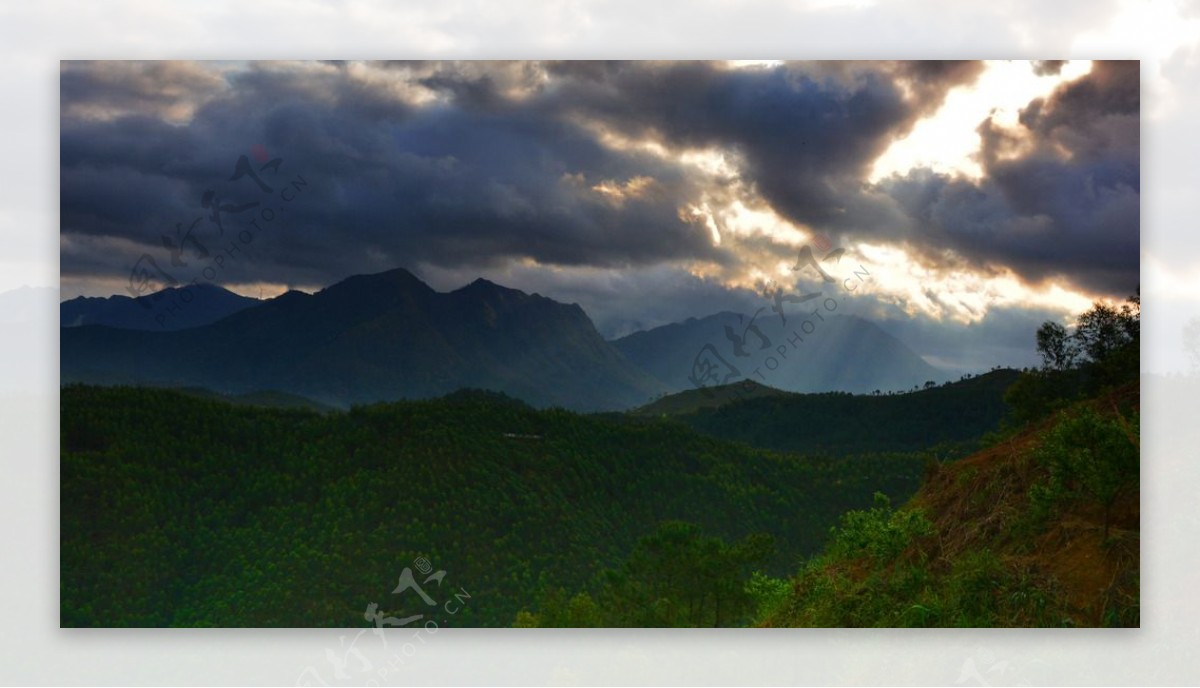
(828, 492, 933, 563)
(1032, 408, 1139, 539)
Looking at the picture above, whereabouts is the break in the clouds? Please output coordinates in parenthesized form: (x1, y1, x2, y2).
(59, 59, 1139, 367)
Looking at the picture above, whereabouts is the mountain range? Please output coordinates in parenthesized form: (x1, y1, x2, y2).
(612, 310, 942, 396)
(60, 269, 663, 411)
(59, 269, 945, 411)
(60, 283, 259, 330)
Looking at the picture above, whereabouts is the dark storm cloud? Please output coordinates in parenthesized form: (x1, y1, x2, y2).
(535, 60, 983, 232)
(60, 61, 226, 121)
(871, 60, 1139, 298)
(59, 59, 1136, 316)
(59, 61, 725, 289)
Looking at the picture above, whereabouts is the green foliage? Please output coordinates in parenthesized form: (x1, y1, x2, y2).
(60, 385, 926, 627)
(1031, 407, 1139, 538)
(1008, 293, 1139, 429)
(1024, 479, 1068, 531)
(512, 610, 539, 628)
(516, 588, 605, 627)
(518, 522, 776, 627)
(1036, 321, 1078, 371)
(672, 370, 1020, 457)
(745, 571, 791, 623)
(772, 544, 1075, 628)
(1003, 365, 1096, 428)
(762, 297, 1142, 629)
(827, 493, 933, 564)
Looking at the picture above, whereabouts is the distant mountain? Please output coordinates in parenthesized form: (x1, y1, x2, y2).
(60, 283, 259, 331)
(631, 379, 793, 416)
(60, 269, 665, 411)
(612, 310, 943, 395)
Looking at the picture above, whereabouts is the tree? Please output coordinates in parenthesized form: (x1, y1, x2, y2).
(1035, 321, 1078, 371)
(1075, 303, 1127, 364)
(597, 521, 775, 627)
(1034, 408, 1139, 539)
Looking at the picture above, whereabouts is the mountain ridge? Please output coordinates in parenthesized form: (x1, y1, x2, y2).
(612, 309, 944, 395)
(60, 268, 664, 411)
(60, 283, 260, 331)
(61, 268, 952, 411)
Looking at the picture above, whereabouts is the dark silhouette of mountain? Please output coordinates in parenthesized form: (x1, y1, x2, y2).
(631, 379, 793, 415)
(60, 268, 665, 411)
(612, 310, 944, 395)
(60, 283, 259, 331)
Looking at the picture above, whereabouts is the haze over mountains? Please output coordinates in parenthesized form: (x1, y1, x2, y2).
(60, 269, 946, 411)
(613, 310, 942, 396)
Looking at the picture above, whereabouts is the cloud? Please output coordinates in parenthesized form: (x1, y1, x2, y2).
(60, 61, 743, 291)
(60, 61, 228, 123)
(58, 59, 1138, 367)
(1032, 60, 1067, 76)
(538, 60, 983, 235)
(867, 61, 1139, 299)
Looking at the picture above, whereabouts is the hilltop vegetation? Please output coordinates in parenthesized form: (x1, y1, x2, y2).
(762, 390, 1139, 627)
(759, 294, 1140, 628)
(638, 369, 1020, 457)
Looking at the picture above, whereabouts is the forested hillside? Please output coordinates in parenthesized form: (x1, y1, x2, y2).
(637, 369, 1020, 456)
(61, 386, 927, 627)
(513, 294, 1140, 628)
(759, 294, 1141, 627)
(762, 387, 1139, 627)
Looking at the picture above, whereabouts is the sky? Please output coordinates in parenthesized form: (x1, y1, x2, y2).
(58, 59, 1140, 372)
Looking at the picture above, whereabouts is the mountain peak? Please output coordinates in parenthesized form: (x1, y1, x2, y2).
(320, 267, 435, 298)
(60, 282, 258, 330)
(453, 277, 530, 300)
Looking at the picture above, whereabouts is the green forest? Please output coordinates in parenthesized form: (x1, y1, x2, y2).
(61, 386, 928, 627)
(60, 295, 1140, 628)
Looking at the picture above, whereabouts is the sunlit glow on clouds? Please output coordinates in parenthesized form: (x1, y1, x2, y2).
(636, 59, 1114, 324)
(869, 60, 1093, 181)
(685, 197, 809, 248)
(589, 175, 659, 206)
(531, 59, 1122, 328)
(855, 242, 1097, 322)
